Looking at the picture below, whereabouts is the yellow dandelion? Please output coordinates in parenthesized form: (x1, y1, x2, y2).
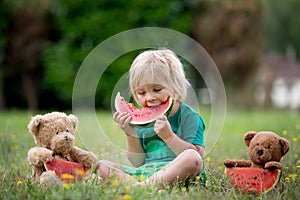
(112, 179, 119, 186)
(195, 176, 200, 180)
(206, 157, 211, 162)
(63, 183, 71, 189)
(112, 188, 117, 193)
(294, 154, 299, 159)
(285, 177, 290, 183)
(292, 137, 297, 142)
(137, 175, 145, 182)
(14, 144, 18, 150)
(218, 165, 223, 171)
(75, 169, 85, 176)
(122, 194, 132, 200)
(17, 180, 22, 185)
(61, 173, 74, 180)
(282, 130, 288, 135)
(289, 173, 297, 180)
(125, 186, 131, 191)
(297, 160, 300, 163)
(181, 187, 187, 192)
(296, 165, 300, 169)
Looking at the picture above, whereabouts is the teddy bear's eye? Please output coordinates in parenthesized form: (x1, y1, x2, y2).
(66, 129, 69, 132)
(267, 145, 271, 149)
(256, 143, 259, 146)
(55, 131, 59, 135)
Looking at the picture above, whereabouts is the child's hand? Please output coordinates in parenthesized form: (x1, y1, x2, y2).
(154, 116, 174, 143)
(113, 112, 136, 136)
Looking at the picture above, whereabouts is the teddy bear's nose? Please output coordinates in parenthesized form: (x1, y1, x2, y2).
(257, 149, 263, 156)
(64, 136, 68, 141)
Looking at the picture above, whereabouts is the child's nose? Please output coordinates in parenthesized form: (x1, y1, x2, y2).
(145, 93, 155, 101)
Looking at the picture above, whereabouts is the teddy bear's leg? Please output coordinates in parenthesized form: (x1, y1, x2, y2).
(40, 171, 62, 186)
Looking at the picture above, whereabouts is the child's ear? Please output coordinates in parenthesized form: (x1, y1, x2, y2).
(280, 137, 290, 156)
(68, 114, 79, 130)
(244, 131, 257, 147)
(28, 115, 43, 136)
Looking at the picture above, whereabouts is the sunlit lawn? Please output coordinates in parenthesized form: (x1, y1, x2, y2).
(0, 108, 299, 199)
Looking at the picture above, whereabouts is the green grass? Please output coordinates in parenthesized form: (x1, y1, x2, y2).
(0, 108, 299, 199)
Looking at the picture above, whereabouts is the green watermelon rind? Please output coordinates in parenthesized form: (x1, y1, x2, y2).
(225, 167, 282, 194)
(115, 92, 174, 126)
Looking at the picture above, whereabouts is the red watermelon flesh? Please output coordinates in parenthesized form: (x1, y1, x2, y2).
(114, 92, 173, 125)
(44, 159, 90, 183)
(225, 167, 281, 193)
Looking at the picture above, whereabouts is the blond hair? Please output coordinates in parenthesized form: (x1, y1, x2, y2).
(129, 49, 190, 101)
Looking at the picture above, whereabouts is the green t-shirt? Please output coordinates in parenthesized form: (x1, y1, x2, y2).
(135, 102, 205, 164)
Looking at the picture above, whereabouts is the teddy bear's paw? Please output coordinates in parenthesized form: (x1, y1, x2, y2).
(224, 159, 252, 168)
(265, 161, 282, 170)
(28, 147, 54, 166)
(40, 171, 62, 186)
(223, 159, 237, 168)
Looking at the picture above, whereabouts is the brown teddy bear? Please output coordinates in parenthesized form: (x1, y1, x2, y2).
(224, 131, 289, 170)
(27, 112, 97, 185)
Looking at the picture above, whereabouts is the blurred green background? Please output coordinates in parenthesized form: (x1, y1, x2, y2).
(0, 0, 300, 111)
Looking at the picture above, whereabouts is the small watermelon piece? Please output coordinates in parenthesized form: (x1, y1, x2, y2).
(44, 159, 90, 183)
(225, 167, 281, 193)
(114, 92, 173, 126)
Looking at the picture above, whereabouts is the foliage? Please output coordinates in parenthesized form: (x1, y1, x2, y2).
(264, 0, 300, 59)
(43, 0, 198, 109)
(191, 0, 264, 107)
(0, 0, 11, 109)
(192, 0, 264, 83)
(0, 109, 300, 199)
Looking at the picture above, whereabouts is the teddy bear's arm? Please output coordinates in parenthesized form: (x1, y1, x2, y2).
(27, 147, 53, 166)
(223, 159, 252, 168)
(264, 161, 283, 170)
(70, 146, 97, 168)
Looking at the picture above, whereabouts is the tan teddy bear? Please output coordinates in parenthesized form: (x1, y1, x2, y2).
(27, 112, 97, 185)
(224, 131, 290, 170)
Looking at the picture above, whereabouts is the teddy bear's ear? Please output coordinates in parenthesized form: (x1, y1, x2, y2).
(68, 114, 79, 130)
(280, 137, 290, 156)
(244, 131, 257, 147)
(28, 115, 43, 136)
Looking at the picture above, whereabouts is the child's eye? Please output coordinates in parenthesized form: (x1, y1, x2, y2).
(153, 88, 162, 92)
(137, 91, 145, 95)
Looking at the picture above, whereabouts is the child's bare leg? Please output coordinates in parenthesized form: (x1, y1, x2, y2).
(96, 160, 138, 183)
(138, 149, 203, 187)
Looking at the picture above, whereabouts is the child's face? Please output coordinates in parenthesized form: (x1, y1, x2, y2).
(134, 83, 173, 107)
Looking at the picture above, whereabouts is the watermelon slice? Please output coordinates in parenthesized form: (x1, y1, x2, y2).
(44, 159, 90, 183)
(114, 92, 173, 126)
(225, 167, 281, 193)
